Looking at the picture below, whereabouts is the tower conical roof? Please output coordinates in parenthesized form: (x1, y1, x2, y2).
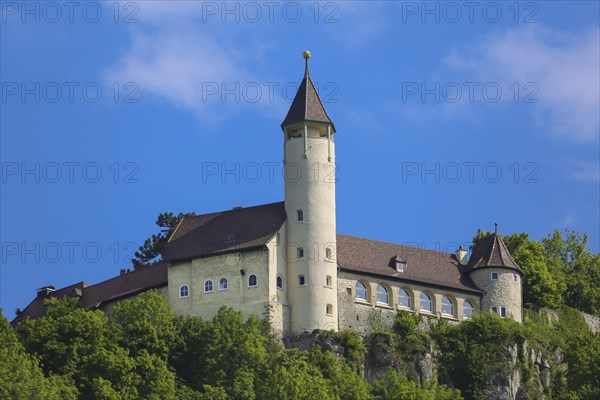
(467, 230, 523, 274)
(281, 51, 335, 131)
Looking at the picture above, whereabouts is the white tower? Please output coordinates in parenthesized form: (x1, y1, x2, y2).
(282, 51, 338, 334)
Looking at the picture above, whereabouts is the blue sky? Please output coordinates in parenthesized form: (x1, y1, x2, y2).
(1, 1, 599, 319)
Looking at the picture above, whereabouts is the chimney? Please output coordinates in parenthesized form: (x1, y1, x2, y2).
(456, 246, 468, 266)
(36, 285, 55, 298)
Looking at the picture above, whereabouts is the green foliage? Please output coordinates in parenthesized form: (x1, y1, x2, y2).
(339, 329, 368, 366)
(542, 229, 600, 316)
(132, 211, 196, 268)
(257, 349, 335, 400)
(110, 289, 177, 360)
(0, 310, 76, 400)
(563, 332, 600, 399)
(433, 312, 524, 400)
(7, 276, 599, 400)
(14, 295, 176, 399)
(372, 369, 461, 400)
(503, 233, 564, 309)
(393, 312, 430, 358)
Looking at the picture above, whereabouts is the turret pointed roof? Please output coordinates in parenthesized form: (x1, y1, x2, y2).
(467, 228, 523, 274)
(281, 51, 335, 132)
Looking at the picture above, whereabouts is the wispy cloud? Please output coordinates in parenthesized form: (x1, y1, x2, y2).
(104, 1, 290, 123)
(564, 159, 600, 183)
(445, 25, 600, 142)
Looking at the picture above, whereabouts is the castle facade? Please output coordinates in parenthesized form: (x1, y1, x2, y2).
(14, 53, 523, 334)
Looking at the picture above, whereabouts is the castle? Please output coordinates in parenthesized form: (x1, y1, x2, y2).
(13, 52, 523, 334)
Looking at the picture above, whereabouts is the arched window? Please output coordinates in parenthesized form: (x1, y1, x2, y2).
(398, 289, 411, 308)
(218, 277, 228, 290)
(204, 280, 213, 293)
(179, 284, 189, 298)
(463, 301, 474, 318)
(355, 282, 368, 301)
(441, 296, 454, 316)
(276, 275, 283, 290)
(420, 292, 433, 312)
(248, 274, 257, 287)
(376, 285, 389, 305)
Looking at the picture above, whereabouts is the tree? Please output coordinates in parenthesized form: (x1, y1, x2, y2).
(372, 369, 461, 400)
(132, 211, 196, 268)
(434, 312, 523, 400)
(0, 310, 77, 400)
(110, 289, 178, 360)
(256, 349, 336, 400)
(542, 229, 600, 315)
(502, 233, 564, 309)
(15, 297, 177, 399)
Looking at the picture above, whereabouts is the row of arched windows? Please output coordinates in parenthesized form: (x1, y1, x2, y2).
(355, 281, 475, 319)
(178, 274, 259, 298)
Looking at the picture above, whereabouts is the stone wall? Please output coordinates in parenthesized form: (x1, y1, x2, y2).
(470, 268, 522, 322)
(337, 271, 481, 335)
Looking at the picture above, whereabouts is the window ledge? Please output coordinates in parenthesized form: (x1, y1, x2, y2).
(324, 285, 333, 289)
(355, 299, 371, 306)
(441, 314, 458, 321)
(376, 303, 393, 310)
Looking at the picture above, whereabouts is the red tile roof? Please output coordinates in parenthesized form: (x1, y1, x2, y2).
(164, 202, 286, 262)
(337, 234, 481, 294)
(12, 263, 167, 325)
(468, 232, 523, 274)
(281, 63, 335, 131)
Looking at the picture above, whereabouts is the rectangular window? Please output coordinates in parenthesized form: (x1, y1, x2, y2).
(326, 304, 333, 315)
(326, 275, 332, 287)
(491, 272, 499, 280)
(513, 274, 518, 283)
(297, 209, 304, 222)
(491, 306, 498, 314)
(299, 275, 305, 285)
(500, 306, 507, 318)
(396, 262, 405, 272)
(297, 247, 304, 259)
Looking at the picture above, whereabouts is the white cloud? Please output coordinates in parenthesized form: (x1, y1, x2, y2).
(445, 25, 600, 142)
(104, 1, 292, 123)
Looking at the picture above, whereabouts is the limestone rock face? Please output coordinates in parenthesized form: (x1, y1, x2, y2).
(285, 330, 567, 399)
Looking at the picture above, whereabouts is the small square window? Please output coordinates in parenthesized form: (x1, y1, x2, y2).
(491, 272, 499, 280)
(326, 275, 332, 287)
(513, 274, 518, 283)
(491, 306, 498, 314)
(325, 247, 332, 259)
(297, 247, 304, 259)
(299, 275, 305, 285)
(297, 209, 304, 222)
(500, 306, 507, 318)
(326, 304, 333, 315)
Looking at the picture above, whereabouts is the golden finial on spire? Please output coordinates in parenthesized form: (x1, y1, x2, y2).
(303, 50, 311, 59)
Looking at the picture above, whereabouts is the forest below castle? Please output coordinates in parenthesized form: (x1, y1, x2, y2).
(1, 228, 598, 400)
